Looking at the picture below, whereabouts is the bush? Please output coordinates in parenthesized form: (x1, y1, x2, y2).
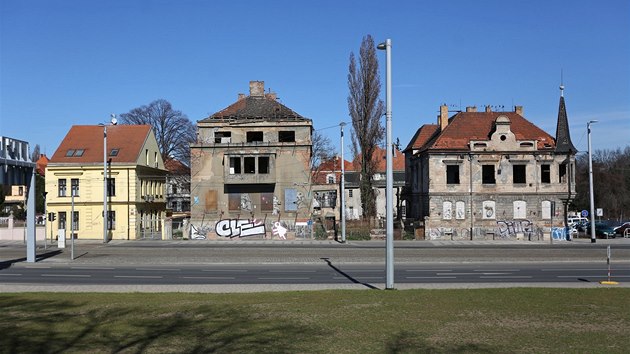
(314, 225, 328, 240)
(347, 228, 371, 240)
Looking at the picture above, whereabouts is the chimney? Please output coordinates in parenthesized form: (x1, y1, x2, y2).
(249, 81, 265, 97)
(266, 92, 277, 100)
(439, 104, 449, 131)
(514, 105, 523, 116)
(466, 106, 477, 112)
(237, 93, 245, 100)
(485, 105, 492, 112)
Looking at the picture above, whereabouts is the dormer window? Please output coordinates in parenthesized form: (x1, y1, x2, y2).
(65, 149, 84, 157)
(109, 148, 119, 156)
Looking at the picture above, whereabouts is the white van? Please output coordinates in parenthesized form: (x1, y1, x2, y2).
(567, 216, 588, 225)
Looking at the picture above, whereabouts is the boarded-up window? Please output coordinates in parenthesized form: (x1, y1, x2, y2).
(228, 193, 240, 211)
(443, 201, 452, 220)
(541, 201, 551, 220)
(455, 201, 466, 220)
(285, 189, 297, 211)
(513, 200, 527, 219)
(205, 190, 217, 211)
(261, 193, 273, 211)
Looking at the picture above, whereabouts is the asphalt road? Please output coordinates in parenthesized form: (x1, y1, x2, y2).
(2, 262, 629, 287)
(2, 239, 629, 291)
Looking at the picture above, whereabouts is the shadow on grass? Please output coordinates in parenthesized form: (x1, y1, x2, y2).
(0, 295, 324, 353)
(385, 330, 499, 353)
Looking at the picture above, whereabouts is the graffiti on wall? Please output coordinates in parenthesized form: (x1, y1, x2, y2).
(216, 218, 265, 238)
(496, 219, 533, 239)
(552, 227, 570, 241)
(427, 227, 470, 240)
(272, 222, 288, 240)
(190, 223, 214, 240)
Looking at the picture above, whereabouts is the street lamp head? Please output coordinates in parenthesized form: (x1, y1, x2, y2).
(588, 120, 598, 124)
(110, 114, 118, 125)
(377, 42, 386, 50)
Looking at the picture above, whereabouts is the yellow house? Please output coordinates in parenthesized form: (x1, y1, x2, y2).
(46, 125, 167, 241)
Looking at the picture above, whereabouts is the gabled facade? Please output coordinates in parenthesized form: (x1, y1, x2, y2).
(345, 146, 406, 221)
(404, 95, 576, 240)
(190, 81, 313, 240)
(46, 125, 167, 240)
(165, 158, 191, 216)
(311, 156, 353, 228)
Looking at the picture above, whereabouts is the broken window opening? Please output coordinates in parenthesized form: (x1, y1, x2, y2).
(244, 156, 256, 174)
(246, 131, 263, 143)
(279, 131, 295, 142)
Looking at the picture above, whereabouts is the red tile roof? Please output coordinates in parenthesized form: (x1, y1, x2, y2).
(409, 111, 555, 152)
(164, 158, 190, 174)
(353, 146, 405, 172)
(312, 156, 353, 184)
(50, 125, 152, 164)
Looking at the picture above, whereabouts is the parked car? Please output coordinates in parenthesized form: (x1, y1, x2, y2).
(587, 223, 616, 239)
(614, 222, 630, 237)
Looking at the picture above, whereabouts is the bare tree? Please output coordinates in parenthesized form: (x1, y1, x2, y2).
(311, 130, 335, 169)
(347, 35, 385, 219)
(120, 99, 196, 166)
(574, 146, 630, 221)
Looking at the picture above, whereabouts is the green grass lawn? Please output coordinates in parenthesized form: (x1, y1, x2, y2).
(2, 288, 629, 353)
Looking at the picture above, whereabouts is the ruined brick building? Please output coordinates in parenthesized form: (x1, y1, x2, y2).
(403, 88, 577, 240)
(190, 81, 313, 239)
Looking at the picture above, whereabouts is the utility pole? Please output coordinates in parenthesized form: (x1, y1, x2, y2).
(340, 122, 346, 243)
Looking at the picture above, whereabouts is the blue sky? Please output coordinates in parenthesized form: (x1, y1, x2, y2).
(1, 0, 629, 159)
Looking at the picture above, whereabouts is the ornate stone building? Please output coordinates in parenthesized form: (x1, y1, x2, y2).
(403, 89, 577, 240)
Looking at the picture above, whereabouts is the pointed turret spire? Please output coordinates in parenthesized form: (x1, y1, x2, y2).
(555, 85, 577, 154)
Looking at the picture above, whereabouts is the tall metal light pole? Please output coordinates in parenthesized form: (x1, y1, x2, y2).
(103, 114, 117, 243)
(377, 39, 394, 290)
(340, 122, 347, 243)
(587, 120, 598, 243)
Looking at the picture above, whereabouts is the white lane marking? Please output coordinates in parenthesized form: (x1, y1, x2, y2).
(438, 272, 512, 275)
(25, 266, 51, 269)
(474, 269, 521, 272)
(182, 276, 236, 280)
(41, 274, 91, 278)
(405, 269, 453, 272)
(542, 268, 608, 271)
(557, 275, 630, 278)
(114, 275, 163, 279)
(71, 267, 115, 270)
(332, 276, 382, 280)
(202, 269, 248, 273)
(479, 276, 532, 279)
(405, 276, 457, 279)
(258, 277, 311, 280)
(135, 268, 181, 271)
(268, 270, 317, 273)
(0, 273, 23, 276)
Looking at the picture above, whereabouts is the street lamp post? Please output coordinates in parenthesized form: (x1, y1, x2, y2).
(340, 122, 346, 243)
(587, 120, 598, 243)
(103, 114, 117, 243)
(377, 39, 394, 290)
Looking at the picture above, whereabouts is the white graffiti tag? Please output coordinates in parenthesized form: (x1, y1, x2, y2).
(216, 219, 265, 238)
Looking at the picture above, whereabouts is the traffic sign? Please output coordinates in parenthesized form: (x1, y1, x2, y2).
(581, 210, 589, 217)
